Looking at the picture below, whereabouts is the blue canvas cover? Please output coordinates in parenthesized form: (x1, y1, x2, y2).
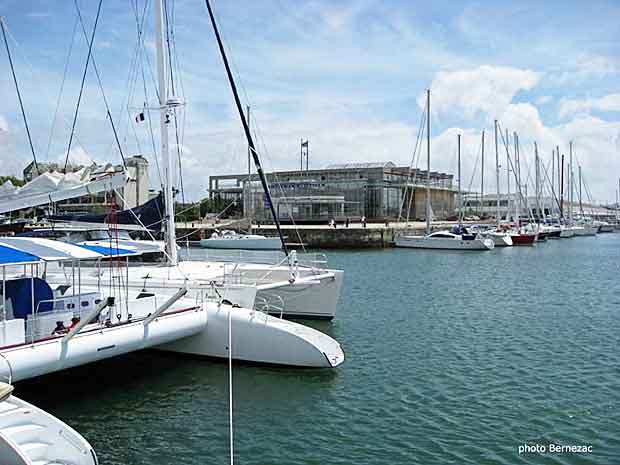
(4, 277, 53, 319)
(77, 244, 137, 257)
(0, 244, 40, 265)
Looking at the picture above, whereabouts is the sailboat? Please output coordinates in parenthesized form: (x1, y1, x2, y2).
(395, 91, 494, 251)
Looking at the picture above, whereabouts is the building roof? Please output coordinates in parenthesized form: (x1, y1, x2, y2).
(325, 161, 396, 170)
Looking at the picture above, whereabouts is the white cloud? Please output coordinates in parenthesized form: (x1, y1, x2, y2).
(423, 65, 541, 119)
(0, 115, 8, 134)
(558, 93, 620, 119)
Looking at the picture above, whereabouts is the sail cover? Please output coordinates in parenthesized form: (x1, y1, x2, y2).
(0, 169, 127, 215)
(48, 191, 164, 231)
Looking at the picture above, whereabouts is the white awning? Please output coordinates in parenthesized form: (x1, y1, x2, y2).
(0, 171, 127, 214)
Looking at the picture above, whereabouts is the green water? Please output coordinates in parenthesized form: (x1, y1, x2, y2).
(18, 235, 620, 464)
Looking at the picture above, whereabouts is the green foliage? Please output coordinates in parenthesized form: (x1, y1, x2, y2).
(0, 175, 25, 187)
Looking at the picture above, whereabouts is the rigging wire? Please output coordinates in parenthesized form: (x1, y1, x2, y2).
(397, 104, 426, 223)
(45, 15, 79, 160)
(73, 0, 127, 169)
(63, 0, 104, 173)
(0, 17, 39, 173)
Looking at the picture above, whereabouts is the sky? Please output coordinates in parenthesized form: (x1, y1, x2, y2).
(0, 0, 619, 203)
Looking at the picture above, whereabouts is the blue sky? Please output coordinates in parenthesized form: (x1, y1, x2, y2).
(0, 0, 619, 202)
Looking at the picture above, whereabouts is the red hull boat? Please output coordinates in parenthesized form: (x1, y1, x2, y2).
(510, 232, 537, 245)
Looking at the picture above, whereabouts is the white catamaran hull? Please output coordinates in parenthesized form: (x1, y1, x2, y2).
(51, 261, 343, 320)
(158, 304, 344, 367)
(0, 304, 206, 382)
(199, 237, 282, 250)
(395, 235, 494, 250)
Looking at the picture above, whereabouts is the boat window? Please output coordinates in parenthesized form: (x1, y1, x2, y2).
(431, 233, 454, 239)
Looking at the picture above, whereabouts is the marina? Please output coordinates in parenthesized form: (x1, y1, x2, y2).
(14, 236, 620, 465)
(0, 0, 619, 463)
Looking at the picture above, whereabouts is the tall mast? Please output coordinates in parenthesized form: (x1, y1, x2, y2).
(154, 0, 177, 265)
(514, 132, 520, 224)
(426, 89, 431, 235)
(556, 146, 560, 214)
(551, 148, 554, 217)
(480, 130, 484, 217)
(535, 142, 540, 221)
(494, 120, 500, 226)
(205, 0, 288, 255)
(457, 133, 461, 226)
(505, 129, 510, 220)
(560, 153, 564, 220)
(569, 141, 573, 224)
(579, 165, 583, 216)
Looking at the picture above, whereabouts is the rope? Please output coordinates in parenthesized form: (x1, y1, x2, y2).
(0, 17, 39, 174)
(64, 0, 104, 173)
(228, 304, 234, 465)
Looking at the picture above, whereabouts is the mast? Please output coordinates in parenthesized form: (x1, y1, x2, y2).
(457, 133, 461, 226)
(505, 129, 510, 220)
(494, 120, 500, 226)
(535, 142, 540, 221)
(426, 89, 431, 235)
(560, 154, 564, 220)
(154, 0, 177, 265)
(551, 148, 555, 217)
(514, 132, 520, 224)
(569, 141, 573, 224)
(579, 165, 583, 216)
(247, 105, 251, 176)
(480, 130, 484, 217)
(556, 146, 560, 216)
(205, 0, 289, 255)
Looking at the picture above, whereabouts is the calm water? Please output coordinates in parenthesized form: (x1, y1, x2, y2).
(18, 235, 620, 464)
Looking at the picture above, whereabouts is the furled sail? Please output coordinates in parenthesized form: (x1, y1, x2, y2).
(48, 191, 164, 231)
(0, 168, 127, 214)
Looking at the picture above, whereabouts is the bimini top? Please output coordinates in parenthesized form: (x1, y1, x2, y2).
(0, 244, 41, 266)
(0, 237, 140, 262)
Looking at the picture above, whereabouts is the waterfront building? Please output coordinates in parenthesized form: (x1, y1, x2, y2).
(209, 161, 456, 223)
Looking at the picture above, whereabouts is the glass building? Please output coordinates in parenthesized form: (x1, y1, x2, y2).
(209, 162, 456, 223)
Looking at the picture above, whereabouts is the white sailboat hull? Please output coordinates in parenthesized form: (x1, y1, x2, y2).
(158, 304, 344, 368)
(483, 232, 513, 247)
(573, 225, 597, 236)
(395, 235, 494, 250)
(559, 227, 575, 238)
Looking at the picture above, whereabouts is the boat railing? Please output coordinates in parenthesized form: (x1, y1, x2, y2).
(254, 294, 285, 319)
(195, 250, 329, 269)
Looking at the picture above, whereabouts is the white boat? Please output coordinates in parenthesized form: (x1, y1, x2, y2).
(559, 225, 575, 238)
(0, 237, 343, 370)
(0, 383, 98, 465)
(395, 230, 494, 250)
(200, 230, 282, 250)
